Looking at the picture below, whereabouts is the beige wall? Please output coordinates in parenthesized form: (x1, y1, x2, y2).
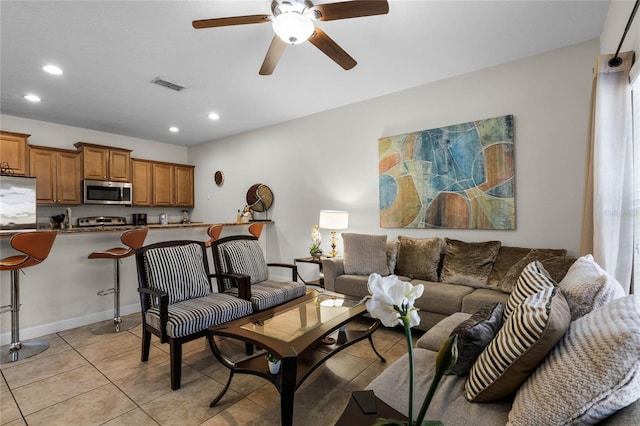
(189, 39, 599, 272)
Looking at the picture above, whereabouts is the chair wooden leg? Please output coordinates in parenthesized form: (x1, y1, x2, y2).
(170, 339, 182, 390)
(141, 327, 151, 362)
(245, 342, 254, 355)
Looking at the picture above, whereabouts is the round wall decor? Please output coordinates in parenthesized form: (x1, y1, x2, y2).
(214, 170, 224, 186)
(246, 183, 273, 212)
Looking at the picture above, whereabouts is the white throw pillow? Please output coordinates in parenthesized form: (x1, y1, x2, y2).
(508, 295, 640, 425)
(558, 254, 625, 321)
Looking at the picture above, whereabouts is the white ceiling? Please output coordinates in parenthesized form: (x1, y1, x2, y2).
(0, 1, 610, 146)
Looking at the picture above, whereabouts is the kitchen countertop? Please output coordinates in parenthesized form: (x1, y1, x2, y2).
(1, 221, 273, 237)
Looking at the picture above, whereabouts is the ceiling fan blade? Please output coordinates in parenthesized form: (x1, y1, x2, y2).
(308, 27, 356, 70)
(192, 15, 270, 29)
(311, 0, 389, 21)
(259, 36, 288, 75)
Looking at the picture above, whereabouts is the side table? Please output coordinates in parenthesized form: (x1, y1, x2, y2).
(294, 256, 325, 287)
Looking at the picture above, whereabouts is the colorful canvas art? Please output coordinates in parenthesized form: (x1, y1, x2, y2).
(379, 115, 515, 229)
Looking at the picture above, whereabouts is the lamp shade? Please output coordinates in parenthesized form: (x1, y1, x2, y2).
(272, 12, 314, 45)
(319, 210, 349, 230)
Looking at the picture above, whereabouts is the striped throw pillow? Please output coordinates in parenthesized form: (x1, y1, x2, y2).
(144, 243, 211, 305)
(220, 239, 269, 285)
(465, 286, 570, 402)
(504, 260, 556, 320)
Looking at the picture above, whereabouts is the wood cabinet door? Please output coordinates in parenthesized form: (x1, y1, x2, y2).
(29, 148, 57, 204)
(152, 163, 174, 206)
(56, 151, 82, 205)
(82, 146, 108, 180)
(132, 159, 153, 206)
(175, 165, 194, 207)
(109, 149, 131, 182)
(0, 131, 29, 175)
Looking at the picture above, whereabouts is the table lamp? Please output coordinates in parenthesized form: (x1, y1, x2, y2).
(319, 210, 349, 257)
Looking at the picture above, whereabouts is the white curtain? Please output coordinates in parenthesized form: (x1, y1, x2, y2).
(581, 51, 634, 294)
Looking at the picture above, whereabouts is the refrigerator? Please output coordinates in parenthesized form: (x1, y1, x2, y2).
(0, 175, 37, 232)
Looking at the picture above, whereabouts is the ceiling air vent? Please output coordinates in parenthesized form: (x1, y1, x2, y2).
(151, 77, 185, 92)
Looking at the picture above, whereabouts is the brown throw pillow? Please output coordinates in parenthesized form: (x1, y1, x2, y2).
(440, 239, 501, 288)
(447, 302, 504, 376)
(499, 248, 568, 293)
(395, 236, 441, 281)
(342, 233, 389, 275)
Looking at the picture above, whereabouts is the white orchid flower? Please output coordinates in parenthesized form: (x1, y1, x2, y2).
(364, 273, 423, 328)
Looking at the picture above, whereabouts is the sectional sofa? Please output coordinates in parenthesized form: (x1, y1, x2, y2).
(323, 234, 575, 331)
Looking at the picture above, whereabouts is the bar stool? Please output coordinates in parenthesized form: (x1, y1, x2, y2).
(0, 231, 57, 363)
(205, 224, 223, 248)
(248, 222, 264, 239)
(89, 228, 148, 334)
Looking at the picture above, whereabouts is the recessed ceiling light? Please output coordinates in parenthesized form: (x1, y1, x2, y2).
(169, 126, 179, 133)
(43, 65, 63, 75)
(208, 112, 220, 120)
(24, 94, 41, 102)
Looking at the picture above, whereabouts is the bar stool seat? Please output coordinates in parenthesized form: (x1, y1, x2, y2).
(89, 228, 148, 334)
(0, 231, 57, 363)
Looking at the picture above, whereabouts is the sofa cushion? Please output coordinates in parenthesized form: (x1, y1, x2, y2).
(487, 246, 567, 291)
(498, 248, 569, 293)
(367, 348, 512, 424)
(461, 288, 510, 314)
(396, 236, 441, 281)
(504, 261, 556, 319)
(144, 243, 211, 305)
(334, 274, 370, 300)
(417, 312, 472, 351)
(466, 286, 570, 402)
(145, 293, 253, 338)
(415, 281, 474, 316)
(342, 233, 389, 275)
(508, 295, 640, 425)
(448, 302, 504, 376)
(440, 239, 501, 288)
(558, 254, 625, 321)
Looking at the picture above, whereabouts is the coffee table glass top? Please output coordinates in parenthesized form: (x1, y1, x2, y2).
(240, 293, 363, 342)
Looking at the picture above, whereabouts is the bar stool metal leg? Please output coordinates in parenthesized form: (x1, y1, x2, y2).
(1, 269, 49, 364)
(92, 259, 138, 334)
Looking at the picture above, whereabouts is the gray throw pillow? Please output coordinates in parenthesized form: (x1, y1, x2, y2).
(342, 233, 389, 275)
(440, 239, 501, 288)
(395, 236, 441, 281)
(447, 302, 504, 376)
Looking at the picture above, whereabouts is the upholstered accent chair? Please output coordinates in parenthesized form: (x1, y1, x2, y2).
(135, 240, 253, 390)
(210, 235, 307, 311)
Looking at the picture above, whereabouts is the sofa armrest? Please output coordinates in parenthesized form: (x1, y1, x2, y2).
(416, 312, 471, 351)
(322, 257, 345, 291)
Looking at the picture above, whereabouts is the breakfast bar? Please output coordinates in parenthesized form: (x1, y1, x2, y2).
(0, 222, 271, 346)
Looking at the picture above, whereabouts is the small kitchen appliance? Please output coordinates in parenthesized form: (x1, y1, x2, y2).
(132, 213, 147, 225)
(77, 216, 127, 227)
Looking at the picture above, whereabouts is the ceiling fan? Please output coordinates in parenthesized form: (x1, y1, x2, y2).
(192, 0, 389, 75)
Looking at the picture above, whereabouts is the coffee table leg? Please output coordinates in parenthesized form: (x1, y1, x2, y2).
(207, 333, 235, 407)
(280, 357, 297, 426)
(368, 320, 386, 362)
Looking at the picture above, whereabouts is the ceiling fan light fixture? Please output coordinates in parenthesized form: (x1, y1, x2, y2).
(272, 12, 314, 45)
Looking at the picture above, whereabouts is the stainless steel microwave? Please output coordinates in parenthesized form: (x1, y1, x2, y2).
(83, 180, 132, 205)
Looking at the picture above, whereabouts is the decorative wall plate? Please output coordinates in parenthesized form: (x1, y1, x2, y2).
(214, 170, 224, 186)
(246, 183, 273, 212)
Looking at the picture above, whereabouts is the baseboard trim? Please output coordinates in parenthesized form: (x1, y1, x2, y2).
(0, 304, 140, 345)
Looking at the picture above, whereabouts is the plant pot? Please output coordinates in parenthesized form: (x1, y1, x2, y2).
(268, 360, 281, 374)
(310, 251, 322, 261)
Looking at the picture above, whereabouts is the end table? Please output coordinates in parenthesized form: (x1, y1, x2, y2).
(294, 256, 325, 287)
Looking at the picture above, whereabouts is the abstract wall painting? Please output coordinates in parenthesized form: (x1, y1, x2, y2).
(379, 115, 515, 229)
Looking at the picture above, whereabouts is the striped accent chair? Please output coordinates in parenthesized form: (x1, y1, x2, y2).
(211, 235, 307, 311)
(135, 240, 253, 390)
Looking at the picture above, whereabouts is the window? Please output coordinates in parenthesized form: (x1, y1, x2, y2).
(632, 74, 640, 294)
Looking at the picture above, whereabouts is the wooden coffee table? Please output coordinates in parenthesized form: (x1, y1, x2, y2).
(207, 290, 385, 426)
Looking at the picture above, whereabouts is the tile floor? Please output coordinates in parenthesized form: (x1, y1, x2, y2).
(0, 313, 412, 425)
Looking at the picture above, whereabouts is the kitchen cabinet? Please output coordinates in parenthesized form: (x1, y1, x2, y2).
(175, 165, 194, 207)
(0, 131, 30, 175)
(29, 146, 82, 205)
(151, 162, 194, 207)
(132, 159, 153, 206)
(74, 142, 131, 182)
